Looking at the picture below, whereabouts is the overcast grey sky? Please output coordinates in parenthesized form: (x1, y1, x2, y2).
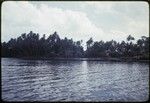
(2, 1, 149, 47)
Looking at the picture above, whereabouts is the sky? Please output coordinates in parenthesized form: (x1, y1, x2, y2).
(1, 1, 149, 48)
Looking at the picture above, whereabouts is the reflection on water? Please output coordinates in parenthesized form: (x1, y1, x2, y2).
(2, 58, 149, 101)
(81, 61, 88, 81)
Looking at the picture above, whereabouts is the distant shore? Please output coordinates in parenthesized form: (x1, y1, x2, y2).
(2, 57, 149, 63)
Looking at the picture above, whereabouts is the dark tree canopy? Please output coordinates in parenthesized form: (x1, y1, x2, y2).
(1, 31, 84, 58)
(1, 32, 149, 60)
(127, 35, 135, 42)
(85, 35, 149, 60)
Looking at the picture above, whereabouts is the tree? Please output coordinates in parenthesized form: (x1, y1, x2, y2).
(127, 35, 135, 42)
(86, 37, 93, 49)
(1, 31, 149, 60)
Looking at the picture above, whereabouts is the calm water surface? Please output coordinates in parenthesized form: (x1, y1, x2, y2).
(2, 58, 149, 101)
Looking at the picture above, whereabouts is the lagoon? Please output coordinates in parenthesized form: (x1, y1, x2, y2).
(1, 58, 149, 101)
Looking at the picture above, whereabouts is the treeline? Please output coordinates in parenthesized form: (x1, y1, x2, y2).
(1, 31, 149, 60)
(1, 31, 84, 58)
(85, 35, 149, 60)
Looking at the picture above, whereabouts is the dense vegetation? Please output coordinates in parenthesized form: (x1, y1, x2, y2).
(1, 31, 84, 58)
(1, 31, 149, 60)
(85, 35, 149, 60)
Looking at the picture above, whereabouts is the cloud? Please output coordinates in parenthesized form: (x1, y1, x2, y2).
(2, 1, 149, 48)
(81, 1, 149, 41)
(84, 1, 114, 13)
(2, 1, 105, 46)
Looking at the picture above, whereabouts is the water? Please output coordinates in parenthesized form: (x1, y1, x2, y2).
(1, 58, 149, 102)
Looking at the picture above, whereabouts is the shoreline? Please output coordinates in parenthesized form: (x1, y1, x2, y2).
(2, 57, 149, 63)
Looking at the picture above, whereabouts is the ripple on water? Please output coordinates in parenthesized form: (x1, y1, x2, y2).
(2, 58, 149, 102)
